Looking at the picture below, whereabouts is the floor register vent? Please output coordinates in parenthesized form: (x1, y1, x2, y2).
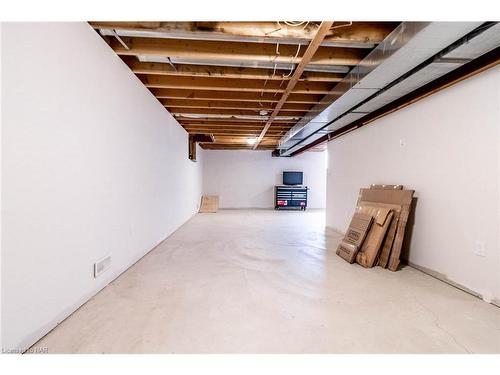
(94, 255, 111, 278)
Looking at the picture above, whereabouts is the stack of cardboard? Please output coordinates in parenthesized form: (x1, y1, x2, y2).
(336, 185, 414, 271)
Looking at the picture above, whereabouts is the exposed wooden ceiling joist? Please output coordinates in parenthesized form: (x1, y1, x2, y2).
(90, 21, 400, 150)
(201, 144, 276, 150)
(174, 116, 296, 123)
(176, 119, 295, 126)
(90, 21, 397, 48)
(111, 37, 367, 66)
(182, 130, 291, 135)
(128, 61, 345, 82)
(151, 89, 323, 103)
(141, 75, 334, 94)
(178, 121, 294, 130)
(169, 108, 307, 117)
(159, 99, 312, 112)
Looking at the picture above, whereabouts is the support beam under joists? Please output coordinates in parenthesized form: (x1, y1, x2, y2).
(253, 21, 334, 149)
(188, 133, 214, 161)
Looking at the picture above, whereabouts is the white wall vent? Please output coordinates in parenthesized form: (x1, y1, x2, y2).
(94, 255, 111, 278)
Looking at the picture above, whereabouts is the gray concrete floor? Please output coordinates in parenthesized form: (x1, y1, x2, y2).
(33, 209, 500, 353)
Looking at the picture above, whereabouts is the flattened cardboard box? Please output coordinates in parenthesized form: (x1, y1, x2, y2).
(358, 201, 402, 268)
(344, 212, 373, 248)
(336, 212, 373, 264)
(358, 188, 414, 271)
(336, 241, 358, 264)
(355, 205, 393, 268)
(199, 195, 219, 213)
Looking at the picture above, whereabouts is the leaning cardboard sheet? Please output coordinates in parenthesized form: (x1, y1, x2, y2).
(199, 195, 219, 213)
(336, 185, 414, 271)
(336, 212, 373, 263)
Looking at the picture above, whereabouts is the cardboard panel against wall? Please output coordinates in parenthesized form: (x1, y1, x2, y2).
(199, 195, 219, 213)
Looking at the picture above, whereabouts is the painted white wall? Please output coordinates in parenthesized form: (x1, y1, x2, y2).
(1, 23, 204, 351)
(326, 65, 500, 302)
(0, 23, 3, 351)
(203, 150, 327, 208)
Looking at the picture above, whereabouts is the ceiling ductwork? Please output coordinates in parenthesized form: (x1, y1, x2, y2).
(275, 22, 500, 156)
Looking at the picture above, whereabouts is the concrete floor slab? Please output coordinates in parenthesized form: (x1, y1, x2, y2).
(32, 210, 500, 353)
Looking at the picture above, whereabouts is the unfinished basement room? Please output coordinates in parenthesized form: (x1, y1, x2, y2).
(1, 2, 500, 371)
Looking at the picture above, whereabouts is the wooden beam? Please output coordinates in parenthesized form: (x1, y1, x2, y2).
(184, 130, 287, 136)
(151, 88, 323, 103)
(175, 116, 298, 123)
(90, 21, 397, 47)
(254, 21, 334, 149)
(201, 144, 276, 150)
(111, 37, 366, 66)
(181, 125, 292, 130)
(160, 99, 312, 111)
(211, 136, 279, 143)
(185, 128, 285, 133)
(186, 131, 283, 137)
(128, 61, 345, 82)
(169, 107, 307, 117)
(141, 75, 333, 94)
(182, 125, 287, 132)
(176, 119, 296, 126)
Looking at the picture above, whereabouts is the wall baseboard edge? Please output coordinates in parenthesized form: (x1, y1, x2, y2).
(16, 210, 200, 354)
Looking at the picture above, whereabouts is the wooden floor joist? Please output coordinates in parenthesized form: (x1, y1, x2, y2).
(141, 75, 334, 94)
(90, 21, 400, 149)
(112, 37, 367, 66)
(151, 89, 324, 104)
(178, 120, 295, 127)
(90, 21, 398, 47)
(160, 99, 313, 112)
(129, 61, 345, 82)
(169, 108, 307, 117)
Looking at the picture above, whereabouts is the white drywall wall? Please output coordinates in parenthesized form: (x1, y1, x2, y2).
(203, 150, 327, 208)
(1, 23, 204, 351)
(326, 65, 500, 303)
(0, 23, 3, 351)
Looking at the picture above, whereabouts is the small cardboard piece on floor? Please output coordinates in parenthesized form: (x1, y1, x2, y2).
(199, 195, 219, 213)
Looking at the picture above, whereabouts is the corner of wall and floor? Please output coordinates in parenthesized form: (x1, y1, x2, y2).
(201, 149, 327, 209)
(325, 64, 500, 306)
(1, 22, 204, 351)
